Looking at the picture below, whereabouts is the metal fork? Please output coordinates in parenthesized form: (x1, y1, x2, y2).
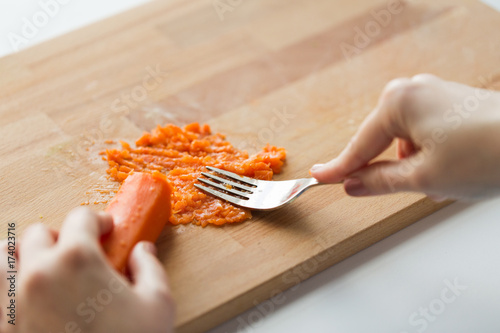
(194, 166, 333, 210)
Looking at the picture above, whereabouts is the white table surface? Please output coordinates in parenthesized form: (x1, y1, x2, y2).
(1, 1, 499, 332)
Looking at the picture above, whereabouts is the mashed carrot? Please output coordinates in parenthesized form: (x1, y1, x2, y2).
(103, 123, 286, 227)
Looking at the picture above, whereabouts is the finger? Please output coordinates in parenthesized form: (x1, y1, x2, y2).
(397, 138, 417, 159)
(97, 212, 113, 236)
(343, 156, 422, 196)
(58, 208, 113, 249)
(128, 242, 171, 300)
(19, 223, 56, 265)
(311, 78, 413, 183)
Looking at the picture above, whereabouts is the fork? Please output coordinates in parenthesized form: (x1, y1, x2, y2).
(194, 166, 335, 210)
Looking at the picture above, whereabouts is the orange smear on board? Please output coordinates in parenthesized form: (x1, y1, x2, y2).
(103, 123, 286, 227)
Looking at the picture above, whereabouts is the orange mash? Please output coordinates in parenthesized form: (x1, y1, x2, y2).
(103, 123, 286, 227)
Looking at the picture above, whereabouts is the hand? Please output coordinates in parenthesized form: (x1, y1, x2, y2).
(311, 74, 500, 200)
(0, 208, 174, 333)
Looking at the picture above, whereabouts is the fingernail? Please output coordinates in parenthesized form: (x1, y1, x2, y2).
(141, 242, 157, 255)
(344, 178, 370, 196)
(310, 164, 324, 173)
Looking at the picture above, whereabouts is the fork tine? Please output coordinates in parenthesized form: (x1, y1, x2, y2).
(201, 172, 255, 192)
(206, 166, 258, 186)
(197, 178, 251, 198)
(194, 183, 247, 206)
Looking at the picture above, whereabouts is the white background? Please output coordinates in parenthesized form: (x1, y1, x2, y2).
(1, 1, 499, 332)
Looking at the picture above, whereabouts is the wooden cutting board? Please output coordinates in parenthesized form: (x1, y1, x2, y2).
(1, 0, 500, 331)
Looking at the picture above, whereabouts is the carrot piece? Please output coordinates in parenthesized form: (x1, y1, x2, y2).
(102, 171, 172, 272)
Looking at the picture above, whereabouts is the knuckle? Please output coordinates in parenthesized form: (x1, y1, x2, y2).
(348, 151, 365, 169)
(383, 78, 412, 100)
(60, 243, 97, 269)
(23, 223, 47, 239)
(382, 78, 434, 128)
(154, 287, 174, 306)
(393, 83, 420, 109)
(21, 267, 49, 295)
(381, 79, 414, 122)
(384, 77, 430, 107)
(66, 207, 98, 228)
(69, 206, 93, 217)
(345, 136, 368, 165)
(371, 166, 394, 194)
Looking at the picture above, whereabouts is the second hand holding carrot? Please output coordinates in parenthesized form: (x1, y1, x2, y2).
(15, 208, 174, 333)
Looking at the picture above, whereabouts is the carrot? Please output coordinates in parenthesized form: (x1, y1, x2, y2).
(102, 171, 172, 272)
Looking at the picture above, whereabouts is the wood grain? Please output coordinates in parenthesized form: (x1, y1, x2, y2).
(1, 0, 500, 331)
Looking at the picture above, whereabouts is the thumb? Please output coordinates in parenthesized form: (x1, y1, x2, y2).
(343, 157, 420, 196)
(310, 78, 413, 184)
(128, 242, 171, 301)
